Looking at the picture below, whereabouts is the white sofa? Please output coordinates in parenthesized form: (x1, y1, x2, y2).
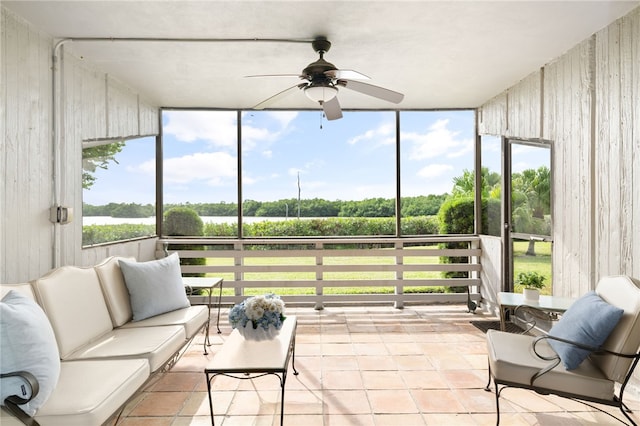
(0, 255, 209, 426)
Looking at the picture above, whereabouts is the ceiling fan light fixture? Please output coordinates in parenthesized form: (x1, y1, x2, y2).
(304, 85, 338, 103)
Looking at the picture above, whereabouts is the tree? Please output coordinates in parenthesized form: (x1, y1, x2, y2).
(452, 167, 500, 199)
(511, 166, 551, 255)
(82, 142, 125, 190)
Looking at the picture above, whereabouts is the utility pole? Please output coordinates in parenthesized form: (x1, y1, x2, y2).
(297, 172, 301, 219)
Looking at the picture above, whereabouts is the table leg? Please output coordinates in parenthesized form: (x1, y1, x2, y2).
(499, 305, 507, 331)
(216, 280, 223, 334)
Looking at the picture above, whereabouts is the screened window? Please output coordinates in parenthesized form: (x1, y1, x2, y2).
(480, 134, 502, 236)
(82, 136, 156, 246)
(399, 111, 475, 235)
(160, 109, 475, 238)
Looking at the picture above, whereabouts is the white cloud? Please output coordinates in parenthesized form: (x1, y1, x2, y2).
(164, 111, 237, 148)
(417, 164, 454, 179)
(404, 118, 474, 160)
(348, 122, 395, 146)
(266, 111, 298, 128)
(165, 110, 299, 154)
(137, 151, 236, 186)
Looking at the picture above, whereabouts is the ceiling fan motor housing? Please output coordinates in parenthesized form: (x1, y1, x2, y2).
(311, 37, 331, 54)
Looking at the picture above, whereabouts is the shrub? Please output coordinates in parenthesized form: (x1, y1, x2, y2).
(438, 197, 474, 292)
(164, 207, 205, 278)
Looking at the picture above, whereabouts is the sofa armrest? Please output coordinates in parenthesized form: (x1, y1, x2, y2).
(1, 371, 39, 405)
(1, 372, 40, 426)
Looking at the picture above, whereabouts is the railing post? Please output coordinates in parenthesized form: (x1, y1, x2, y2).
(314, 242, 324, 310)
(234, 241, 243, 298)
(394, 240, 404, 309)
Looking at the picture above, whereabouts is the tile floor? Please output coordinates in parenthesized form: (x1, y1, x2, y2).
(115, 304, 640, 425)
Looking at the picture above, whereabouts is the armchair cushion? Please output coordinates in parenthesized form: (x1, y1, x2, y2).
(548, 291, 623, 370)
(119, 254, 190, 321)
(0, 291, 60, 416)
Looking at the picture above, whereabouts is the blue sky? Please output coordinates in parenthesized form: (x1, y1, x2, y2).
(84, 109, 481, 205)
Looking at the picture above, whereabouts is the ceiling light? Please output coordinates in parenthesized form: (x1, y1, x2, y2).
(304, 85, 338, 103)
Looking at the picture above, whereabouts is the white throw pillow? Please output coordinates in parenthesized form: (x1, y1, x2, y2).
(118, 253, 190, 321)
(0, 290, 61, 416)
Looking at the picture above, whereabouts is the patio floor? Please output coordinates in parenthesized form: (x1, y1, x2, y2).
(115, 304, 640, 425)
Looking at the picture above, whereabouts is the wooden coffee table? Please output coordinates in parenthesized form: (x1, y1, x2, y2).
(204, 316, 298, 426)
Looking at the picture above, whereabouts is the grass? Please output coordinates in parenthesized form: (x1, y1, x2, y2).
(195, 241, 552, 297)
(513, 241, 552, 295)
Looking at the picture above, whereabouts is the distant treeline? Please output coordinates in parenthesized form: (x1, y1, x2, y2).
(83, 194, 448, 218)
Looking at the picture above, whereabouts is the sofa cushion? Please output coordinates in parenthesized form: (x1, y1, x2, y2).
(32, 266, 114, 359)
(548, 291, 624, 370)
(63, 326, 186, 373)
(0, 283, 35, 300)
(120, 305, 209, 339)
(487, 329, 615, 400)
(0, 291, 61, 416)
(119, 254, 190, 321)
(95, 256, 136, 327)
(590, 276, 640, 382)
(35, 359, 149, 426)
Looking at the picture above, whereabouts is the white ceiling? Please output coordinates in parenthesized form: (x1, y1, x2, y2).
(5, 1, 639, 110)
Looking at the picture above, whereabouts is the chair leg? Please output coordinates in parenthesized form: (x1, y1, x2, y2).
(485, 364, 492, 391)
(494, 382, 501, 426)
(484, 364, 500, 425)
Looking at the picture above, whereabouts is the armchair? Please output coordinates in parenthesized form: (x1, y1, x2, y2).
(485, 275, 640, 425)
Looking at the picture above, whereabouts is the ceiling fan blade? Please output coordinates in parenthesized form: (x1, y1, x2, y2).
(338, 79, 404, 104)
(253, 84, 304, 109)
(325, 69, 370, 80)
(322, 96, 343, 120)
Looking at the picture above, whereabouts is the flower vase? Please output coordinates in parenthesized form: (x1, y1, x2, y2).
(236, 322, 281, 341)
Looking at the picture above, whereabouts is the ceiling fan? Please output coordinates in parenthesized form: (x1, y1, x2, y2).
(248, 37, 404, 120)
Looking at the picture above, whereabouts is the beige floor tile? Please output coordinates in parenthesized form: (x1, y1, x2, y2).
(356, 355, 396, 371)
(367, 389, 418, 414)
(322, 355, 359, 371)
(323, 414, 376, 426)
(128, 391, 190, 417)
(410, 389, 465, 413)
(113, 305, 640, 426)
(361, 370, 406, 390)
(322, 390, 371, 415)
(323, 370, 364, 390)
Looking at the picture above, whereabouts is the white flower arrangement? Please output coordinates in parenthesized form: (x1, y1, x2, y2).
(229, 293, 286, 331)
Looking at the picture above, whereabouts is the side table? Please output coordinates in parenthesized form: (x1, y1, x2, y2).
(497, 292, 575, 331)
(183, 277, 223, 352)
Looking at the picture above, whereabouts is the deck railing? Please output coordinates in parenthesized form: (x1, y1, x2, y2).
(157, 235, 481, 309)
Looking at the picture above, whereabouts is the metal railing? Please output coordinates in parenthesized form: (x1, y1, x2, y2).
(158, 235, 481, 309)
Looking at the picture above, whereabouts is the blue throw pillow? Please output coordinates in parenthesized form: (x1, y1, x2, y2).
(548, 291, 623, 370)
(1, 291, 61, 416)
(118, 253, 190, 321)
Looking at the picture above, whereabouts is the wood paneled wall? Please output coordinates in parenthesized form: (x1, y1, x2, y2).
(1, 8, 54, 283)
(1, 7, 159, 283)
(479, 6, 640, 297)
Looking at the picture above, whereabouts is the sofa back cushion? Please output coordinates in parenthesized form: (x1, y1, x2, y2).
(95, 256, 135, 327)
(590, 275, 640, 382)
(32, 266, 114, 359)
(0, 283, 36, 300)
